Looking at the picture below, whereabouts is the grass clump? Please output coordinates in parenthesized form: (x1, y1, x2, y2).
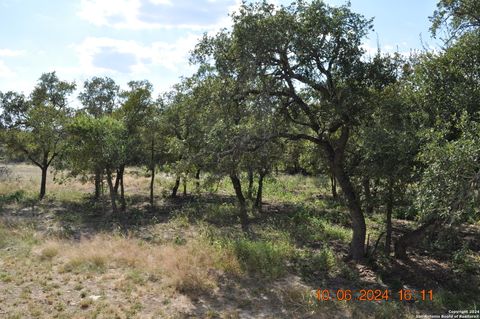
(232, 237, 294, 279)
(63, 253, 107, 273)
(37, 241, 60, 260)
(311, 247, 336, 272)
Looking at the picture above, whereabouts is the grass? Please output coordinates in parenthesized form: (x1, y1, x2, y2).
(0, 163, 478, 318)
(39, 233, 241, 294)
(231, 237, 294, 279)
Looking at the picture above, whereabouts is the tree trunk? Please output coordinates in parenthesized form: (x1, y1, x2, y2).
(119, 167, 126, 211)
(230, 173, 249, 232)
(149, 138, 155, 206)
(114, 169, 120, 195)
(94, 170, 101, 200)
(334, 165, 366, 260)
(330, 171, 337, 199)
(254, 171, 266, 211)
(39, 166, 48, 200)
(324, 137, 366, 261)
(385, 177, 394, 255)
(247, 169, 254, 200)
(106, 169, 118, 215)
(394, 219, 439, 259)
(362, 177, 373, 215)
(195, 169, 200, 192)
(150, 166, 155, 206)
(171, 177, 180, 198)
(183, 178, 187, 196)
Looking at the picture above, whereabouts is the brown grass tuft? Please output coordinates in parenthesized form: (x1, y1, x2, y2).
(37, 234, 240, 293)
(37, 241, 60, 260)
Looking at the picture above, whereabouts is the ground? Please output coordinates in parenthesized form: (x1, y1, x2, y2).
(0, 164, 479, 318)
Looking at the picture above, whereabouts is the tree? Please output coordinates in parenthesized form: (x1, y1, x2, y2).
(394, 4, 480, 258)
(357, 79, 420, 256)
(194, 0, 393, 260)
(430, 0, 480, 40)
(113, 80, 154, 210)
(78, 76, 120, 199)
(79, 77, 119, 117)
(139, 98, 166, 206)
(161, 78, 207, 198)
(66, 114, 127, 214)
(0, 72, 75, 199)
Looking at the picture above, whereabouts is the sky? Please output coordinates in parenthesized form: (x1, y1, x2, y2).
(0, 0, 439, 99)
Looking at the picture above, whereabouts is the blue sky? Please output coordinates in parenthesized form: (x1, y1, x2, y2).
(0, 0, 439, 98)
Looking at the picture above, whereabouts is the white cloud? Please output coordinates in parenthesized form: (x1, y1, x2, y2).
(361, 43, 380, 57)
(73, 34, 200, 75)
(77, 0, 239, 30)
(361, 42, 414, 58)
(0, 48, 26, 57)
(0, 60, 15, 78)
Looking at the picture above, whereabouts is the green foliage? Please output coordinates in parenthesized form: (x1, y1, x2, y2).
(78, 76, 119, 117)
(66, 114, 127, 174)
(232, 237, 294, 279)
(310, 247, 336, 272)
(282, 208, 352, 244)
(0, 72, 75, 198)
(416, 113, 480, 223)
(430, 0, 480, 39)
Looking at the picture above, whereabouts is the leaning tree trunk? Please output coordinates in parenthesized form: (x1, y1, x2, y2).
(385, 177, 394, 255)
(171, 177, 180, 198)
(230, 173, 249, 232)
(394, 219, 439, 259)
(323, 134, 366, 261)
(254, 170, 266, 211)
(334, 164, 366, 260)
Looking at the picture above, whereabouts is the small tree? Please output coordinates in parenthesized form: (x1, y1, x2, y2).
(78, 76, 120, 199)
(66, 114, 127, 214)
(0, 72, 75, 199)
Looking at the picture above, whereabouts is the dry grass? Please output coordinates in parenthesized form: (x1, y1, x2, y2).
(36, 234, 241, 294)
(0, 164, 91, 201)
(0, 164, 176, 203)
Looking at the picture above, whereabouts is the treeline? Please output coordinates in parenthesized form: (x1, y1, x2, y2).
(1, 0, 479, 262)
